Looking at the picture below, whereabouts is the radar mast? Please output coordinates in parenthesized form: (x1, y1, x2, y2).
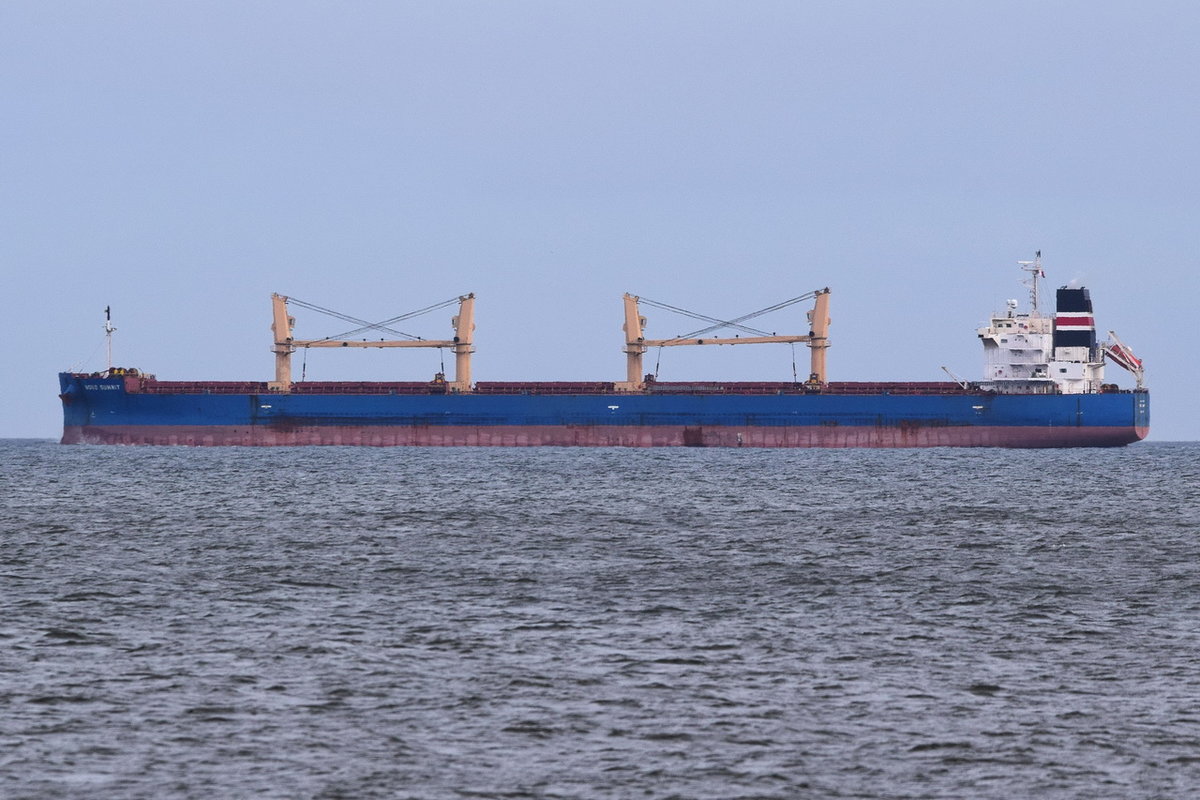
(1017, 250, 1044, 314)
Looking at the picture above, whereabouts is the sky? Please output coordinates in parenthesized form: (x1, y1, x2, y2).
(2, 1, 1196, 440)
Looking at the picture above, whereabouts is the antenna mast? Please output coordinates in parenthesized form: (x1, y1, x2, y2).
(104, 306, 116, 371)
(1017, 250, 1044, 314)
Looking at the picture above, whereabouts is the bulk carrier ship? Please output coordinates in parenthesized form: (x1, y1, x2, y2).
(59, 256, 1148, 448)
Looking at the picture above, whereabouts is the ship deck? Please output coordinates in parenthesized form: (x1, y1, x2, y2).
(126, 379, 978, 396)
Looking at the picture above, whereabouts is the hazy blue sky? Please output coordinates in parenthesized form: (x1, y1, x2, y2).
(3, 1, 1196, 439)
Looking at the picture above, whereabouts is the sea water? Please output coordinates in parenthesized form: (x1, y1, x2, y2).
(1, 439, 1198, 799)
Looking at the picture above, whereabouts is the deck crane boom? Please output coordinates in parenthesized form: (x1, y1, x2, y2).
(618, 289, 831, 391)
(270, 293, 475, 392)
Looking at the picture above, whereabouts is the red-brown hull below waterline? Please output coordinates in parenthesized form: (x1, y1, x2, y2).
(61, 424, 1150, 448)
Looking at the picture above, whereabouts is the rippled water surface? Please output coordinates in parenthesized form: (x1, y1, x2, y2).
(2, 439, 1199, 799)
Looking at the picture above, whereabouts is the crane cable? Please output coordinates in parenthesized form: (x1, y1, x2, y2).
(636, 290, 820, 342)
(285, 295, 463, 343)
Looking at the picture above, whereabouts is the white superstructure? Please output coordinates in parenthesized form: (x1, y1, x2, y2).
(977, 254, 1108, 395)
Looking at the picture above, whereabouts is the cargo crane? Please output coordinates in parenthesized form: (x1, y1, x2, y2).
(269, 293, 475, 392)
(618, 289, 831, 391)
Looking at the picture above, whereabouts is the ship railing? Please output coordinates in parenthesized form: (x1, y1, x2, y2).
(823, 382, 975, 396)
(474, 382, 618, 395)
(646, 381, 810, 395)
(137, 381, 271, 394)
(137, 380, 445, 395)
(291, 382, 442, 395)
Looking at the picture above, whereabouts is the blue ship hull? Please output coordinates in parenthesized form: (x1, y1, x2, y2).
(58, 373, 1150, 448)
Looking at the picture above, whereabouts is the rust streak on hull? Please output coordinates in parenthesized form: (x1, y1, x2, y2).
(62, 424, 1148, 448)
